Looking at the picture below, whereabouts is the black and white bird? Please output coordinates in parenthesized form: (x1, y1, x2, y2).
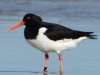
(8, 13, 96, 72)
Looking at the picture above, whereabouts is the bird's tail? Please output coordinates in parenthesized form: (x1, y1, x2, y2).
(86, 32, 97, 39)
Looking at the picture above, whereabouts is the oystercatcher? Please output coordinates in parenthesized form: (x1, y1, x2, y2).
(8, 13, 96, 72)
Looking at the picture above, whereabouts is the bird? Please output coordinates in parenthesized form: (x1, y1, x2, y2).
(8, 13, 96, 72)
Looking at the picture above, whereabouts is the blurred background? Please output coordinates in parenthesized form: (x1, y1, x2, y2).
(0, 0, 100, 75)
(1, 0, 100, 19)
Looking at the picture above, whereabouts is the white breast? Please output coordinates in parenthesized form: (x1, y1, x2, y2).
(26, 27, 88, 53)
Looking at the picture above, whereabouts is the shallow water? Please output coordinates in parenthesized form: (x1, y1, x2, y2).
(0, 0, 100, 75)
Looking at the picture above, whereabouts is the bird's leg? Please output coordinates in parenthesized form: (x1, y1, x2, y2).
(58, 53, 63, 75)
(58, 53, 63, 71)
(44, 53, 49, 72)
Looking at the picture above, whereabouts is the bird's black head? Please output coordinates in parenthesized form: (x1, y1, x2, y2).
(7, 13, 42, 32)
(23, 13, 42, 25)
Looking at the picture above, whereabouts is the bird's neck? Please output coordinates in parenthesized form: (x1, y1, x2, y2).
(24, 23, 42, 39)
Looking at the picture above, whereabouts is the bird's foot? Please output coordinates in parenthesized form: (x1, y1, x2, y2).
(60, 70, 63, 75)
(60, 66, 63, 75)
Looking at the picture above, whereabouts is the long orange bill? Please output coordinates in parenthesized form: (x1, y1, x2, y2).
(7, 21, 25, 32)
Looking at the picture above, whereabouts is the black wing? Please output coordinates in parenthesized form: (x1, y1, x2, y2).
(43, 22, 96, 41)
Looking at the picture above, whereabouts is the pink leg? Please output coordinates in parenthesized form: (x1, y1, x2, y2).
(58, 53, 63, 75)
(44, 53, 49, 72)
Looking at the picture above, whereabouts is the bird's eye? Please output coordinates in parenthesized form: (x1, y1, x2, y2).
(27, 17, 31, 20)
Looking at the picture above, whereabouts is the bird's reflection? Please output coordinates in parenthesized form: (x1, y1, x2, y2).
(43, 70, 63, 75)
(44, 71, 48, 75)
(0, 70, 63, 75)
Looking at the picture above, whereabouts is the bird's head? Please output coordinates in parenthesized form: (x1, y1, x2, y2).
(7, 13, 42, 31)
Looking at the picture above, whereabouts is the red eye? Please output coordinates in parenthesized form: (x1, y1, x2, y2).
(27, 17, 31, 19)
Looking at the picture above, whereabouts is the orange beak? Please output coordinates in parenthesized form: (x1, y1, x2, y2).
(7, 21, 25, 32)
